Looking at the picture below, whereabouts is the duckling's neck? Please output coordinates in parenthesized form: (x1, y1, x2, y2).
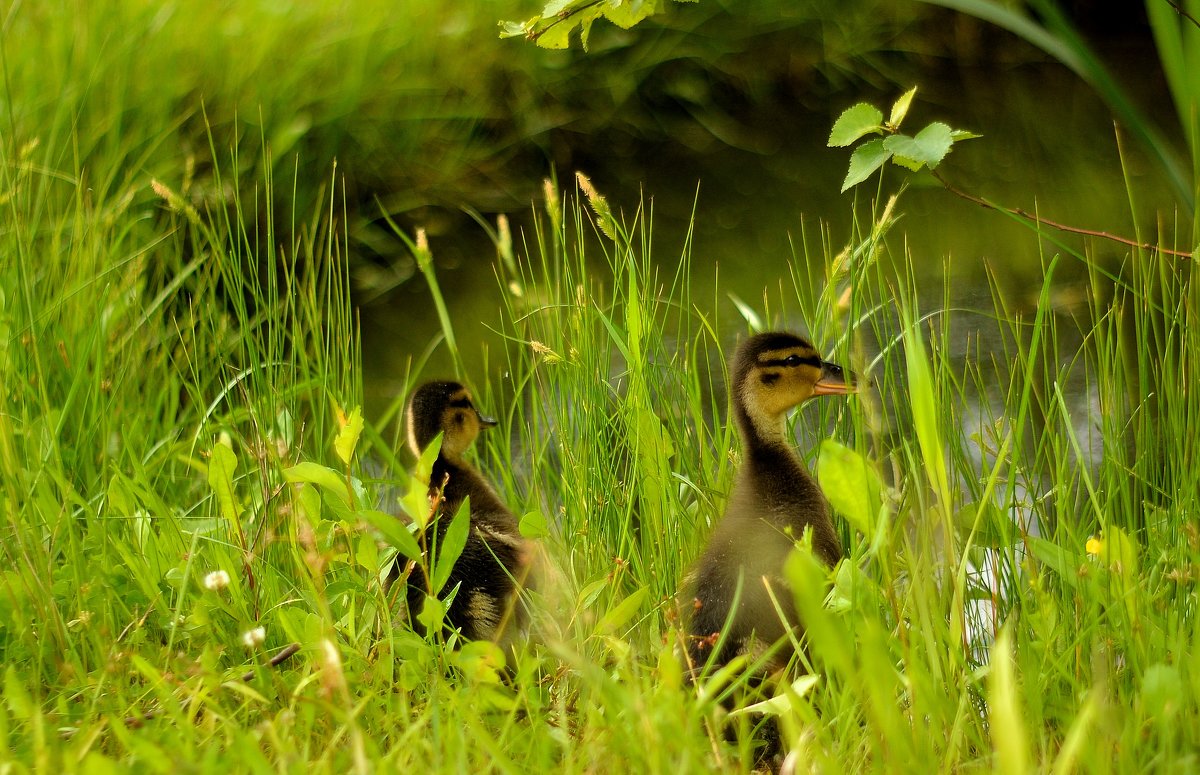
(732, 404, 843, 565)
(734, 404, 793, 453)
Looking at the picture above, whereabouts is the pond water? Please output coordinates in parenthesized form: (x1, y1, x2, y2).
(358, 52, 1182, 439)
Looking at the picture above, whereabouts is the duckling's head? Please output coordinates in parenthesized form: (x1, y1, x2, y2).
(406, 381, 497, 461)
(731, 332, 854, 443)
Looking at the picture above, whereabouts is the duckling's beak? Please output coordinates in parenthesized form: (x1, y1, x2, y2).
(811, 361, 857, 396)
(477, 411, 499, 429)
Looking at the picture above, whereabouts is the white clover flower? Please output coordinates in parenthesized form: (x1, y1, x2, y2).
(242, 626, 266, 648)
(203, 570, 231, 591)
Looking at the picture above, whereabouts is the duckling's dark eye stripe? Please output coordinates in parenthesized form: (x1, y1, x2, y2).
(449, 398, 473, 408)
(760, 355, 821, 368)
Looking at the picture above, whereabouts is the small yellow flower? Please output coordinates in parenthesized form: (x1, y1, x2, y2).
(204, 570, 231, 591)
(1086, 536, 1104, 556)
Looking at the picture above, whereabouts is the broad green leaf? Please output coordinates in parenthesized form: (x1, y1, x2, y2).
(889, 151, 926, 172)
(334, 406, 363, 466)
(415, 433, 442, 483)
(576, 578, 609, 610)
(784, 548, 850, 675)
(604, 0, 661, 29)
(208, 442, 242, 525)
(402, 435, 442, 528)
(497, 20, 530, 39)
(518, 510, 549, 539)
(1097, 524, 1139, 576)
(841, 138, 892, 192)
(888, 86, 918, 127)
(1027, 536, 1079, 589)
(579, 8, 603, 51)
(417, 593, 445, 634)
(432, 497, 471, 594)
(728, 675, 819, 717)
(828, 103, 884, 147)
(882, 122, 954, 169)
(592, 585, 648, 636)
(359, 509, 423, 562)
(951, 129, 982, 141)
(988, 625, 1030, 775)
(816, 439, 881, 537)
(536, 24, 572, 49)
(902, 321, 950, 507)
(656, 636, 684, 690)
(283, 462, 351, 506)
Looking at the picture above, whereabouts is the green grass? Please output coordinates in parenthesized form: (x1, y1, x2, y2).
(4, 113, 1199, 771)
(4, 2, 1200, 772)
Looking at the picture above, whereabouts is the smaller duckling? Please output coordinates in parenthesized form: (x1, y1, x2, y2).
(396, 380, 530, 646)
(686, 332, 854, 675)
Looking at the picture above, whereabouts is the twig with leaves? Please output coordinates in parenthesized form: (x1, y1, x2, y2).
(830, 86, 1198, 259)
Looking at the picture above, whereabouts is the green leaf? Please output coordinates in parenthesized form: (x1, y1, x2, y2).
(359, 509, 422, 562)
(498, 19, 532, 39)
(888, 86, 918, 127)
(207, 442, 242, 525)
(728, 675, 819, 717)
(828, 103, 884, 147)
(592, 585, 648, 636)
(417, 593, 445, 634)
(432, 497, 471, 594)
(603, 0, 661, 29)
(518, 510, 549, 539)
(283, 462, 351, 506)
(334, 406, 363, 466)
(1027, 535, 1080, 590)
(951, 129, 982, 141)
(889, 152, 925, 172)
(902, 321, 950, 507)
(535, 18, 574, 49)
(841, 138, 892, 192)
(988, 625, 1030, 775)
(882, 122, 954, 170)
(816, 440, 881, 538)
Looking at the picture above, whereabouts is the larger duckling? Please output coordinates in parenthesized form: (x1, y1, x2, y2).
(396, 380, 530, 646)
(686, 332, 854, 674)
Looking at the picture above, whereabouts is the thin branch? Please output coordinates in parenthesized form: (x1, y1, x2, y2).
(1165, 0, 1200, 31)
(929, 169, 1197, 259)
(528, 0, 605, 43)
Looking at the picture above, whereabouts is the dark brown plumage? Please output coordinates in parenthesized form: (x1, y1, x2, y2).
(396, 381, 530, 647)
(686, 332, 854, 675)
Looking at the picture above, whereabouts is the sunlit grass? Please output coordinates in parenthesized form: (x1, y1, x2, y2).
(7, 111, 1199, 771)
(3, 45, 1200, 773)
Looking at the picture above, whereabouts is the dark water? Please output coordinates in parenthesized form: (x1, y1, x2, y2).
(358, 55, 1182, 427)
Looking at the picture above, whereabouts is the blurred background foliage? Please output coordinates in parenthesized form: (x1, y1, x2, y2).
(4, 0, 1190, 401)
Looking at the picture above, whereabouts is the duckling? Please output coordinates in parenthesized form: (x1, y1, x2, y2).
(396, 380, 530, 646)
(686, 332, 854, 675)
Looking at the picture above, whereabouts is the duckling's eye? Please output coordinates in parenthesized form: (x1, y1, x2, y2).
(783, 354, 802, 367)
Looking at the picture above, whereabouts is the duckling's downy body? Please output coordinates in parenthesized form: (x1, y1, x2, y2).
(400, 381, 530, 644)
(687, 332, 853, 673)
